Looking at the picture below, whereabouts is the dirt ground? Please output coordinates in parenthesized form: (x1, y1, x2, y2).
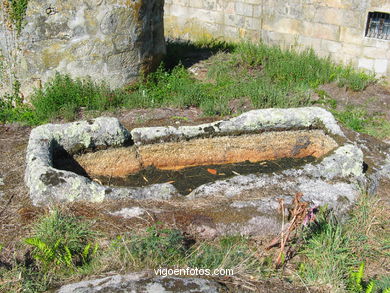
(317, 82, 390, 120)
(1, 81, 390, 291)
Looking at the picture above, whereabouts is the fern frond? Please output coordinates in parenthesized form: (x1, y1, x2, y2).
(82, 243, 91, 263)
(24, 237, 55, 265)
(92, 243, 99, 256)
(356, 262, 365, 286)
(365, 280, 374, 293)
(63, 245, 73, 266)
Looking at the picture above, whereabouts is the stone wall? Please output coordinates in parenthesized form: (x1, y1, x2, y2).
(164, 0, 390, 77)
(0, 0, 166, 96)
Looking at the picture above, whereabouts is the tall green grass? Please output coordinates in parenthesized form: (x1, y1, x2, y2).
(297, 194, 389, 292)
(31, 73, 127, 122)
(0, 41, 376, 125)
(100, 226, 262, 277)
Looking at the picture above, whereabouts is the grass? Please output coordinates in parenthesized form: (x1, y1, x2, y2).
(0, 210, 98, 292)
(334, 107, 390, 139)
(0, 191, 389, 292)
(315, 92, 390, 139)
(0, 40, 377, 126)
(296, 193, 390, 292)
(97, 224, 263, 278)
(0, 221, 264, 292)
(24, 210, 98, 270)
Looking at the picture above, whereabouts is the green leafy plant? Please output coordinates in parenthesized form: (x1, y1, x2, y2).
(297, 193, 389, 292)
(0, 79, 37, 124)
(298, 208, 354, 290)
(30, 73, 126, 122)
(1, 40, 378, 126)
(186, 236, 260, 275)
(337, 67, 376, 91)
(348, 263, 375, 293)
(122, 224, 186, 267)
(24, 210, 98, 271)
(5, 0, 29, 34)
(333, 106, 390, 138)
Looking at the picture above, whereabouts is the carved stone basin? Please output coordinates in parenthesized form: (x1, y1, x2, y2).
(25, 107, 364, 237)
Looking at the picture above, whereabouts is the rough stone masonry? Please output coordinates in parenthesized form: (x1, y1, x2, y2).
(0, 0, 166, 96)
(164, 0, 390, 78)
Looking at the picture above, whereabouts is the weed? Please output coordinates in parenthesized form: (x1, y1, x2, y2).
(297, 193, 389, 292)
(298, 209, 354, 291)
(333, 106, 390, 138)
(337, 67, 376, 91)
(107, 225, 187, 270)
(1, 40, 377, 126)
(24, 210, 97, 271)
(334, 106, 368, 132)
(348, 263, 375, 293)
(4, 0, 29, 34)
(0, 79, 37, 124)
(376, 276, 390, 293)
(98, 225, 263, 280)
(171, 116, 189, 121)
(30, 73, 125, 123)
(186, 236, 261, 276)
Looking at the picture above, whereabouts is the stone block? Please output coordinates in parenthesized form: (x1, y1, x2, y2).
(244, 17, 261, 30)
(321, 39, 342, 53)
(362, 38, 390, 50)
(342, 10, 366, 29)
(297, 35, 323, 52)
(370, 0, 390, 10)
(188, 8, 224, 24)
(315, 7, 344, 26)
(224, 25, 239, 39)
(202, 0, 217, 10)
(242, 0, 261, 4)
(170, 4, 189, 17)
(320, 0, 354, 9)
(340, 43, 363, 57)
(202, 22, 224, 36)
(263, 16, 303, 35)
(301, 4, 316, 21)
(363, 46, 388, 59)
(302, 21, 340, 41)
(253, 4, 262, 18)
(340, 27, 363, 44)
(191, 0, 203, 8)
(285, 3, 304, 18)
(223, 1, 235, 14)
(235, 2, 253, 17)
(374, 59, 388, 74)
(224, 14, 245, 27)
(358, 58, 374, 71)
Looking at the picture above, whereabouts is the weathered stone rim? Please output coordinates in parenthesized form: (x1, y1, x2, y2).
(25, 107, 363, 206)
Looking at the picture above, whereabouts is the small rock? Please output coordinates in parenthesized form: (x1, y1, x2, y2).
(56, 272, 226, 293)
(109, 207, 145, 219)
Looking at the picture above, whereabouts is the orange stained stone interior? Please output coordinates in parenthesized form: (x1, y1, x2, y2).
(73, 129, 338, 178)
